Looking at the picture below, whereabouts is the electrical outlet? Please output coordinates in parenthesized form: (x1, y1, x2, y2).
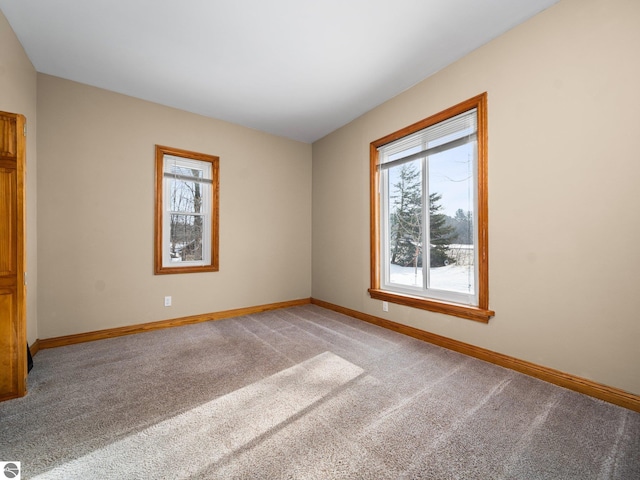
(382, 301, 389, 312)
(164, 296, 172, 307)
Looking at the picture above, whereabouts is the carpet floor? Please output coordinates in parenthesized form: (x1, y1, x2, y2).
(1, 305, 639, 479)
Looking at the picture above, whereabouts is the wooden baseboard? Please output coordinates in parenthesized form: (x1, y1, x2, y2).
(29, 339, 40, 356)
(310, 298, 640, 413)
(37, 298, 311, 350)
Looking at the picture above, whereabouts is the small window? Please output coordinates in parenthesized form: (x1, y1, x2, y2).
(155, 145, 219, 274)
(369, 94, 493, 322)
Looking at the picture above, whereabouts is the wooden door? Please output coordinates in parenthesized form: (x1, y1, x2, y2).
(0, 111, 27, 401)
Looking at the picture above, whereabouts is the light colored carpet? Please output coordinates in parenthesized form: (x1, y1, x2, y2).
(1, 305, 638, 479)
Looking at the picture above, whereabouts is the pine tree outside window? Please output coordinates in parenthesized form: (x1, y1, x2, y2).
(369, 94, 494, 322)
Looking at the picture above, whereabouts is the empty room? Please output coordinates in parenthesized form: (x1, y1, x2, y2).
(1, 0, 639, 478)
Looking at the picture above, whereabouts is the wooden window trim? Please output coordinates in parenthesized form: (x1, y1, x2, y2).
(154, 145, 219, 275)
(369, 93, 494, 322)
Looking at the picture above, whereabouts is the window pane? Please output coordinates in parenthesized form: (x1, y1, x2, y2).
(427, 141, 475, 294)
(168, 166, 205, 214)
(170, 214, 203, 262)
(388, 158, 423, 288)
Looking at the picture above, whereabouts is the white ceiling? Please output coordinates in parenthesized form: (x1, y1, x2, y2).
(1, 0, 559, 143)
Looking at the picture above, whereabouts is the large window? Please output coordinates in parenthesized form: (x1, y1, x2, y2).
(155, 145, 219, 275)
(369, 94, 493, 322)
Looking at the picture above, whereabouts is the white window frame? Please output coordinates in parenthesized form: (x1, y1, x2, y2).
(378, 109, 478, 306)
(162, 155, 212, 268)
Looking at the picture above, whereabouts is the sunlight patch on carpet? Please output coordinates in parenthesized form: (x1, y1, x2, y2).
(32, 352, 364, 480)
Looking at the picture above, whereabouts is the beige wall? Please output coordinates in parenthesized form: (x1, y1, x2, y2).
(0, 10, 38, 345)
(37, 75, 312, 338)
(312, 0, 640, 395)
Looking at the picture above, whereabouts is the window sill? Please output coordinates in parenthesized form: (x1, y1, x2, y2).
(155, 265, 218, 275)
(368, 288, 495, 323)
